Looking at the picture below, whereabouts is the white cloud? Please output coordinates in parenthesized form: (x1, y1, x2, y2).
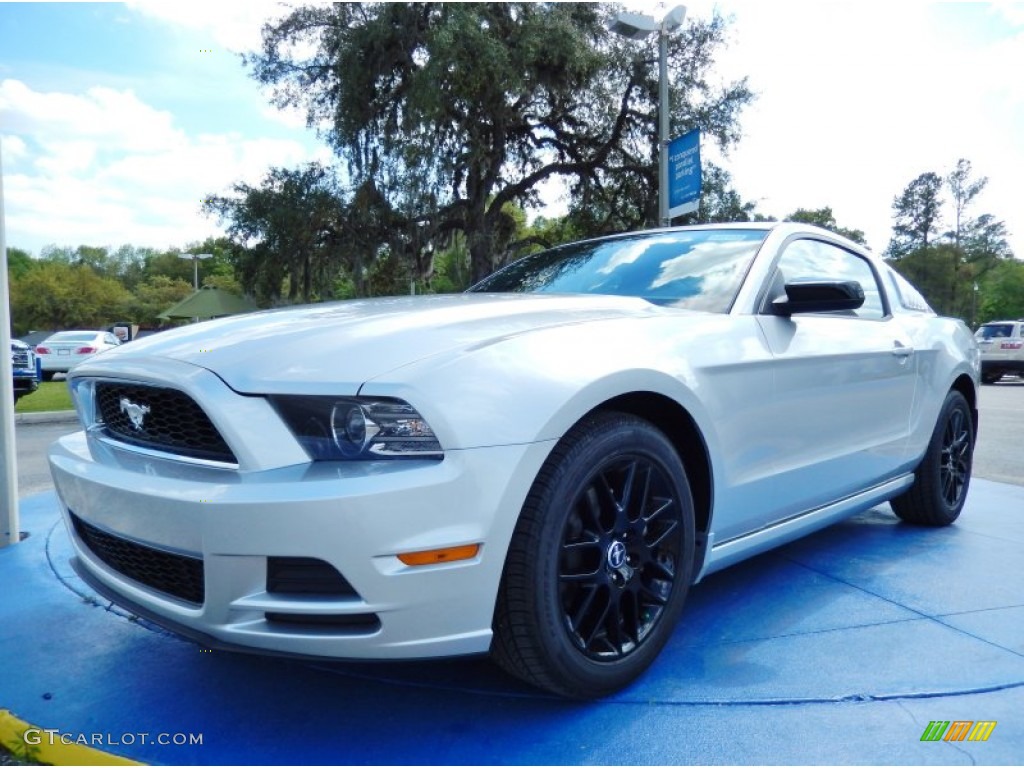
(1, 134, 28, 164)
(262, 102, 310, 131)
(125, 0, 333, 56)
(1, 79, 315, 252)
(614, 2, 1024, 257)
(702, 2, 1023, 254)
(124, 0, 293, 53)
(0, 79, 184, 153)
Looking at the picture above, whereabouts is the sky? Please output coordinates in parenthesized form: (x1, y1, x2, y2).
(1, 1, 1022, 260)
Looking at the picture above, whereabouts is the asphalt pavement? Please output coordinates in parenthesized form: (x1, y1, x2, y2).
(972, 377, 1024, 485)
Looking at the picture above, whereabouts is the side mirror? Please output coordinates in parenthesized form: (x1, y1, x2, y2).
(772, 279, 865, 316)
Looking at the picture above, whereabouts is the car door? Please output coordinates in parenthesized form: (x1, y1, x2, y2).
(754, 237, 918, 520)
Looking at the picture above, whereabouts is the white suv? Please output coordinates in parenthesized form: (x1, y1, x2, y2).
(976, 319, 1024, 384)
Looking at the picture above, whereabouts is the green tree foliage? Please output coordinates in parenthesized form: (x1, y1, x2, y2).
(9, 262, 131, 334)
(247, 2, 752, 283)
(886, 172, 943, 258)
(120, 275, 195, 327)
(205, 163, 346, 303)
(4, 247, 35, 279)
(7, 240, 246, 332)
(886, 159, 1013, 322)
(978, 258, 1024, 323)
(784, 207, 867, 245)
(946, 158, 987, 250)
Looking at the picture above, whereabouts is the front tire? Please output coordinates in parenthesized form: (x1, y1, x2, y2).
(890, 390, 974, 526)
(492, 411, 695, 698)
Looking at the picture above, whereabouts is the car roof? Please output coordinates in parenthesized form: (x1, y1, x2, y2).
(550, 221, 866, 255)
(45, 330, 103, 340)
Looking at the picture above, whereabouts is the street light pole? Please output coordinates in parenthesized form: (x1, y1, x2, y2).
(177, 253, 213, 323)
(1, 137, 21, 548)
(610, 6, 687, 228)
(658, 26, 670, 227)
(973, 282, 979, 329)
(178, 252, 213, 291)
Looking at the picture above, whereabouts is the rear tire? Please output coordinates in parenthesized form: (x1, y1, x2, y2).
(491, 411, 695, 698)
(41, 371, 55, 382)
(890, 390, 973, 526)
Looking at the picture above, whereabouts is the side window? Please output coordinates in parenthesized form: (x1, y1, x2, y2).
(770, 239, 885, 320)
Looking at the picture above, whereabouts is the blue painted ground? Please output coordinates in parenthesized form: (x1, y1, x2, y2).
(2, 481, 1022, 765)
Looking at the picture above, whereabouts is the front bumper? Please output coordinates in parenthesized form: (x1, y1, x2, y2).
(49, 422, 553, 661)
(13, 373, 38, 396)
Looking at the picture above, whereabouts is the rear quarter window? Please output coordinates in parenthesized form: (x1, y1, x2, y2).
(886, 270, 933, 313)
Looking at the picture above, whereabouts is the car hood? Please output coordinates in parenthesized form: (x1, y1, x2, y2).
(99, 293, 664, 394)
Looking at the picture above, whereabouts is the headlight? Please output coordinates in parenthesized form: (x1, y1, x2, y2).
(271, 396, 443, 460)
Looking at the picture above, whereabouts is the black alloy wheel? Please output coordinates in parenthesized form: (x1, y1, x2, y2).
(559, 454, 682, 661)
(492, 411, 695, 698)
(891, 389, 974, 526)
(938, 403, 971, 510)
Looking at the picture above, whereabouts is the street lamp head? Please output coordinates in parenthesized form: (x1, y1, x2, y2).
(662, 5, 687, 32)
(610, 7, 687, 38)
(177, 253, 214, 292)
(609, 11, 659, 40)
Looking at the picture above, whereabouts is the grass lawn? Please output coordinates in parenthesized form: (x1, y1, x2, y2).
(14, 380, 74, 413)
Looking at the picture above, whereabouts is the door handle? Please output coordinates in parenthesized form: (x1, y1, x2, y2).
(892, 342, 914, 358)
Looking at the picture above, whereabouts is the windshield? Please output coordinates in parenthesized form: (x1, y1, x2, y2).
(469, 229, 769, 313)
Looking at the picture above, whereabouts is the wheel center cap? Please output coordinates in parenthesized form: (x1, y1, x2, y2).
(606, 540, 627, 570)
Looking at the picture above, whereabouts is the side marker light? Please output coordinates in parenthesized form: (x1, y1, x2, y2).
(397, 544, 481, 566)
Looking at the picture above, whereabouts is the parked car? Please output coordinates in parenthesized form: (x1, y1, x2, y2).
(976, 319, 1024, 383)
(48, 223, 979, 698)
(35, 330, 121, 381)
(10, 339, 39, 403)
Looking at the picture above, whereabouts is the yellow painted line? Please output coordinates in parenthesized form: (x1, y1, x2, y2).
(0, 709, 143, 766)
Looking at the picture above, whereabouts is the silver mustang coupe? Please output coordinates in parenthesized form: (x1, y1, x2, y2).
(49, 223, 979, 698)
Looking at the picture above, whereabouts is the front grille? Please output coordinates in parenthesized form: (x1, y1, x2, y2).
(71, 512, 205, 605)
(267, 557, 358, 596)
(95, 382, 236, 463)
(12, 349, 30, 368)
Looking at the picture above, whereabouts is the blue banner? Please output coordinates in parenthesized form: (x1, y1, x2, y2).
(668, 129, 701, 218)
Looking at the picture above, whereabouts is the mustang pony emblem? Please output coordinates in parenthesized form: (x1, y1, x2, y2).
(119, 397, 150, 431)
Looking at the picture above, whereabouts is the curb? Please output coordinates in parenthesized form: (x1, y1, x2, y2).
(0, 709, 142, 766)
(14, 410, 78, 425)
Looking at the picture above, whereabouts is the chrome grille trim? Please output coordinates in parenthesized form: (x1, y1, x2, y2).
(93, 432, 240, 469)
